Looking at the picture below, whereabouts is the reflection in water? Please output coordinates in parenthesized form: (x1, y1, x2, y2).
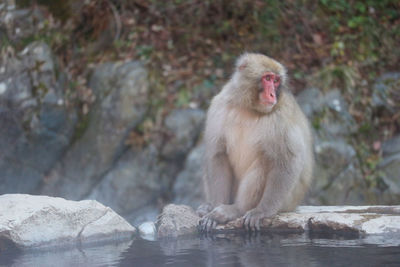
(0, 240, 132, 267)
(1, 234, 400, 266)
(120, 233, 400, 267)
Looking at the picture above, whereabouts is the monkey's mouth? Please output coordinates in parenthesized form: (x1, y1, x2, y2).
(259, 93, 277, 106)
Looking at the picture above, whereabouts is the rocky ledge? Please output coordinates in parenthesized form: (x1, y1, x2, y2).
(0, 194, 136, 250)
(157, 204, 400, 245)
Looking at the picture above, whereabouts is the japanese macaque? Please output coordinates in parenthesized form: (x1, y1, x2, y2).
(198, 53, 313, 232)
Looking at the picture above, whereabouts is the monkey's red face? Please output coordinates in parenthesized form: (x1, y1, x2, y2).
(260, 72, 280, 106)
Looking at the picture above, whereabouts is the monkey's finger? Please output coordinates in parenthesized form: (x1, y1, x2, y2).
(243, 216, 248, 230)
(248, 216, 255, 232)
(248, 217, 253, 231)
(207, 219, 214, 232)
(203, 218, 210, 232)
(206, 218, 214, 232)
(255, 218, 260, 231)
(247, 218, 253, 232)
(201, 217, 209, 232)
(200, 218, 207, 232)
(239, 217, 245, 228)
(244, 216, 251, 231)
(212, 220, 217, 230)
(250, 217, 257, 232)
(208, 219, 216, 232)
(202, 220, 209, 232)
(199, 218, 207, 232)
(198, 221, 203, 232)
(253, 217, 260, 232)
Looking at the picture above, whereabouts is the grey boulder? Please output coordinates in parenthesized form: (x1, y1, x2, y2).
(0, 194, 136, 249)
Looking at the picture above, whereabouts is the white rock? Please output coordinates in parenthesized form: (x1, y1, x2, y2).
(361, 216, 400, 235)
(0, 82, 7, 94)
(0, 194, 136, 249)
(138, 221, 156, 241)
(157, 204, 200, 238)
(159, 204, 400, 246)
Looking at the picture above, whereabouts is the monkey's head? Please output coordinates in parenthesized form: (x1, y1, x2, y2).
(229, 53, 288, 114)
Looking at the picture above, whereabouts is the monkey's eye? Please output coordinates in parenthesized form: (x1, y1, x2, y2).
(274, 77, 280, 83)
(265, 75, 271, 81)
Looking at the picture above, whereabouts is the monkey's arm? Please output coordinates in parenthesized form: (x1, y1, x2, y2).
(201, 99, 234, 207)
(198, 101, 236, 230)
(241, 158, 302, 231)
(197, 148, 235, 228)
(203, 143, 234, 207)
(198, 140, 236, 231)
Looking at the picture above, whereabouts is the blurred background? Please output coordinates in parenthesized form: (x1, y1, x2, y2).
(0, 0, 399, 226)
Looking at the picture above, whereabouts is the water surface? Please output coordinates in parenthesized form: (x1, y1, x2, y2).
(1, 233, 400, 266)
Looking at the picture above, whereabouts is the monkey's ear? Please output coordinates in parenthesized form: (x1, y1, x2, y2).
(238, 62, 247, 71)
(236, 53, 249, 71)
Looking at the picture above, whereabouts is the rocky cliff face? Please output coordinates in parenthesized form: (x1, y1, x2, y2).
(1, 3, 399, 227)
(0, 41, 78, 194)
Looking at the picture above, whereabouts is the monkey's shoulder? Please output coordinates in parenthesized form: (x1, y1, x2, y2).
(277, 92, 310, 127)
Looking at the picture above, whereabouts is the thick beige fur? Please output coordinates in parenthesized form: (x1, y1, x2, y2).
(200, 53, 313, 229)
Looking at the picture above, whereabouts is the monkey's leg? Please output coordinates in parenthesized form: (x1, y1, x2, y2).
(200, 167, 265, 232)
(241, 161, 302, 231)
(235, 167, 267, 213)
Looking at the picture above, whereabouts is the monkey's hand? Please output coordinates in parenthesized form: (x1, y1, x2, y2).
(196, 203, 213, 217)
(199, 204, 240, 233)
(199, 213, 218, 233)
(241, 208, 269, 232)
